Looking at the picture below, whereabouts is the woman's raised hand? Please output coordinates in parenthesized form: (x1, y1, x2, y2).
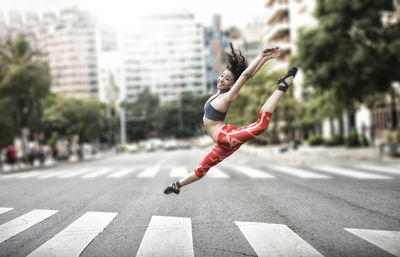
(261, 47, 284, 60)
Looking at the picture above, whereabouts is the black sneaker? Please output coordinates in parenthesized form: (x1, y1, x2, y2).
(164, 181, 181, 194)
(277, 66, 297, 92)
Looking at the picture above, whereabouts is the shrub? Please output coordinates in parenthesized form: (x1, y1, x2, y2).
(308, 135, 324, 146)
(394, 130, 400, 143)
(325, 134, 344, 146)
(359, 133, 369, 146)
(346, 128, 360, 147)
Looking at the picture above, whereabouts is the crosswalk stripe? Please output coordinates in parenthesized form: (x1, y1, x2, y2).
(224, 163, 274, 178)
(170, 167, 188, 178)
(0, 209, 58, 244)
(137, 167, 160, 178)
(208, 167, 230, 178)
(37, 169, 70, 179)
(267, 164, 331, 179)
(16, 171, 46, 179)
(136, 216, 194, 257)
(107, 168, 136, 178)
(235, 222, 324, 257)
(27, 211, 117, 257)
(355, 164, 400, 175)
(0, 171, 33, 179)
(58, 168, 93, 178)
(313, 165, 392, 179)
(82, 167, 115, 178)
(0, 207, 13, 215)
(345, 228, 400, 256)
(33, 169, 63, 178)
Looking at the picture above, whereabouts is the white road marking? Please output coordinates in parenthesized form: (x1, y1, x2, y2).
(267, 164, 331, 179)
(170, 166, 188, 178)
(345, 228, 400, 256)
(137, 167, 160, 178)
(235, 222, 324, 257)
(0, 171, 34, 179)
(313, 165, 392, 179)
(15, 171, 47, 179)
(107, 168, 136, 178)
(0, 209, 58, 244)
(224, 163, 274, 178)
(355, 164, 400, 175)
(58, 168, 93, 178)
(82, 167, 116, 178)
(37, 169, 70, 179)
(0, 207, 13, 215)
(27, 211, 117, 257)
(208, 167, 230, 178)
(136, 216, 194, 257)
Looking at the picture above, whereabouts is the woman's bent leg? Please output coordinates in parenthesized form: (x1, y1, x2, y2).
(177, 143, 235, 188)
(164, 142, 236, 194)
(193, 144, 236, 178)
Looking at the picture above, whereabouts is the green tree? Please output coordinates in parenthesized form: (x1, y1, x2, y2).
(122, 88, 209, 139)
(42, 93, 108, 142)
(295, 0, 400, 129)
(154, 93, 209, 138)
(0, 39, 50, 145)
(121, 88, 160, 140)
(303, 89, 350, 137)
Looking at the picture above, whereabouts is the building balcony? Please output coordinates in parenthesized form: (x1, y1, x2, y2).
(265, 0, 276, 7)
(264, 23, 290, 42)
(265, 3, 289, 25)
(268, 41, 290, 50)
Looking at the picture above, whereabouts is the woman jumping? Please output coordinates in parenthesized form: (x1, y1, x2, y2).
(164, 43, 297, 194)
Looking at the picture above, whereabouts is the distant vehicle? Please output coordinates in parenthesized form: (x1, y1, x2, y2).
(125, 143, 139, 153)
(178, 140, 192, 149)
(164, 139, 178, 150)
(145, 138, 163, 152)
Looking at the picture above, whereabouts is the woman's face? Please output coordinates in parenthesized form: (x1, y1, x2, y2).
(217, 69, 235, 91)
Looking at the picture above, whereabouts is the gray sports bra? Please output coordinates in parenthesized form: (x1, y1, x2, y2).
(204, 94, 227, 121)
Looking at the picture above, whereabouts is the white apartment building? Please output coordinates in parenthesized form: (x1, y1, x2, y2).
(97, 25, 123, 105)
(264, 0, 316, 100)
(36, 8, 100, 99)
(118, 12, 207, 104)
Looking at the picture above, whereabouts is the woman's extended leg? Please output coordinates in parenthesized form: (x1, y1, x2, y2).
(164, 143, 235, 194)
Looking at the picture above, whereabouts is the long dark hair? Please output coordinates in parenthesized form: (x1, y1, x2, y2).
(226, 42, 248, 81)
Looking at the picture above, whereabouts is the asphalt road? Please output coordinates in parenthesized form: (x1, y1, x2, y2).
(0, 147, 399, 257)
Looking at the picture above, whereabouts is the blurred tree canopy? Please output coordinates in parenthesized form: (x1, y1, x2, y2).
(121, 88, 160, 140)
(154, 92, 209, 138)
(0, 39, 51, 146)
(295, 0, 400, 128)
(42, 93, 108, 143)
(122, 88, 209, 140)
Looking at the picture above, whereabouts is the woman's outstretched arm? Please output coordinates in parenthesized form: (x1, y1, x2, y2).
(224, 47, 283, 102)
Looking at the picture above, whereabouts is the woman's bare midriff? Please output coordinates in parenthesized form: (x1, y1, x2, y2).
(203, 116, 224, 143)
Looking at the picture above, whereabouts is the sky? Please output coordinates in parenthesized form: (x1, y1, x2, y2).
(0, 0, 266, 28)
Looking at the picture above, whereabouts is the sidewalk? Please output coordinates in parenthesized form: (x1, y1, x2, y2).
(239, 144, 400, 166)
(0, 150, 117, 173)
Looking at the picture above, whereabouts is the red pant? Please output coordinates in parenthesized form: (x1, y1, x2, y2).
(194, 111, 272, 178)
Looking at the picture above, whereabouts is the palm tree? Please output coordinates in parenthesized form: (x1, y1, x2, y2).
(0, 39, 50, 145)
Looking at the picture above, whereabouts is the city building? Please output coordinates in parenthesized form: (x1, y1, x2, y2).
(36, 8, 100, 98)
(204, 15, 229, 93)
(263, 0, 317, 101)
(118, 11, 207, 104)
(0, 8, 106, 100)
